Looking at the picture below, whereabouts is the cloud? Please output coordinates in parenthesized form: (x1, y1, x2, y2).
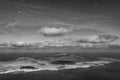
(76, 34, 119, 44)
(0, 21, 18, 34)
(39, 27, 72, 37)
(98, 34, 119, 42)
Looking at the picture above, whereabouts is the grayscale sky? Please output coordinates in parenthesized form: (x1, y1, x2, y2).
(0, 0, 120, 44)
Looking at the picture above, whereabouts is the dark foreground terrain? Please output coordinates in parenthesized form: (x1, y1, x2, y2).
(0, 62, 120, 80)
(0, 50, 120, 80)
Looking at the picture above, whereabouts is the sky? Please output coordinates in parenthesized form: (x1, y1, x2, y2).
(0, 0, 120, 44)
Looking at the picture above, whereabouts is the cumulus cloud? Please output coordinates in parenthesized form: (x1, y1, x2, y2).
(75, 34, 119, 44)
(39, 27, 72, 37)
